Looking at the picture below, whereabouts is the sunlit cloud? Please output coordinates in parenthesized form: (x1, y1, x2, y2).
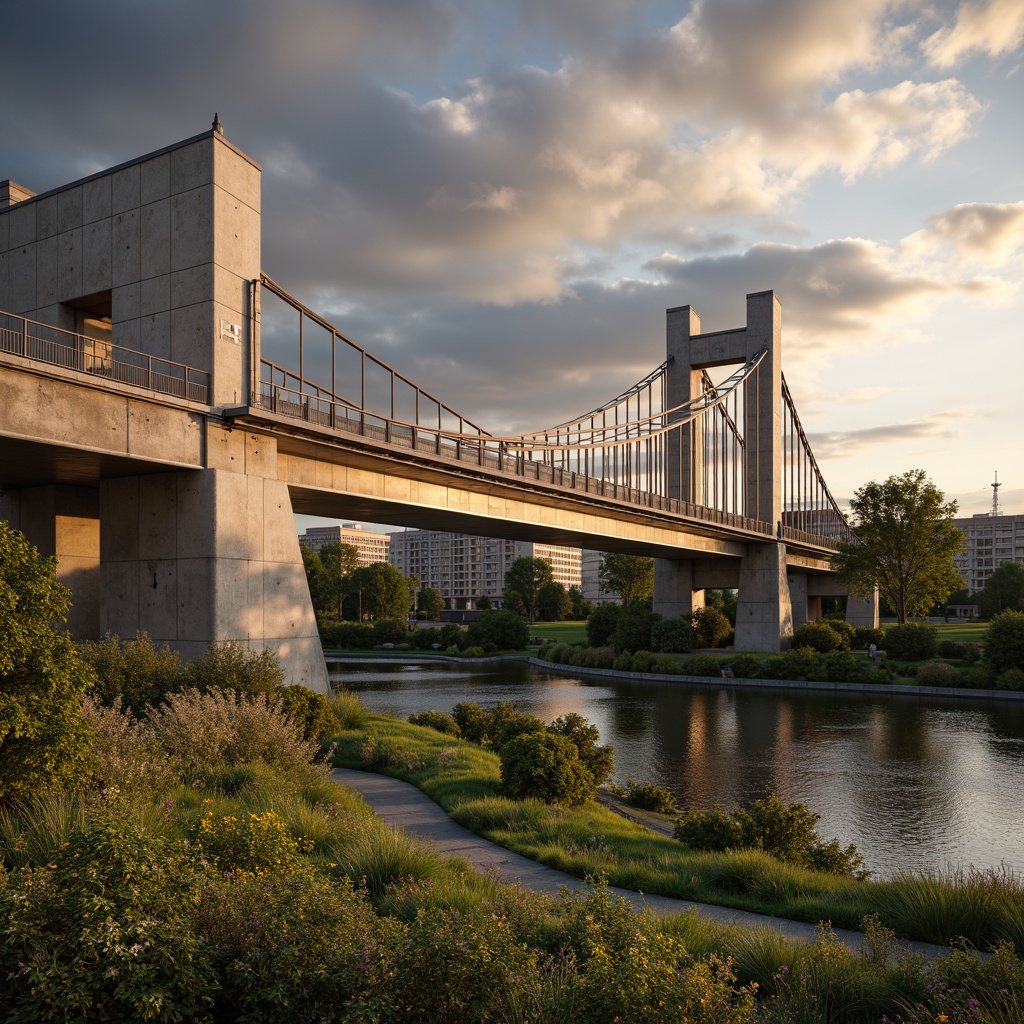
(923, 0, 1024, 67)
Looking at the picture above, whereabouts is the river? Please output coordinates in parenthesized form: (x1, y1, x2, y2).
(329, 658, 1024, 880)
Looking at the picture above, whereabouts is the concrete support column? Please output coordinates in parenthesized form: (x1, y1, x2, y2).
(17, 485, 100, 638)
(653, 557, 705, 620)
(788, 573, 808, 628)
(664, 304, 703, 504)
(845, 589, 880, 628)
(734, 542, 793, 652)
(100, 467, 328, 692)
(743, 291, 783, 528)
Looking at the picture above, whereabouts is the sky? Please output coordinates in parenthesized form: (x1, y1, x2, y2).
(3, 0, 1022, 533)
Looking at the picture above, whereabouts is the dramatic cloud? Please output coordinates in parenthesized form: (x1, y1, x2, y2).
(807, 414, 966, 460)
(903, 202, 1024, 265)
(923, 0, 1024, 66)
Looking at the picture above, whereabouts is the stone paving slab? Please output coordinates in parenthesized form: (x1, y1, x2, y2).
(331, 768, 950, 959)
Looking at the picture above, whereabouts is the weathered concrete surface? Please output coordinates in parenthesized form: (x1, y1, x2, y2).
(735, 541, 794, 651)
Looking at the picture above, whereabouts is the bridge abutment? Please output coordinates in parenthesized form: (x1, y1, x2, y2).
(652, 557, 705, 619)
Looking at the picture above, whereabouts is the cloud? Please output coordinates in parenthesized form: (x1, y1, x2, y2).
(923, 0, 1024, 67)
(807, 413, 966, 460)
(903, 201, 1024, 265)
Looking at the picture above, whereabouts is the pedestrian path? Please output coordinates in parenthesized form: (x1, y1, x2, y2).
(331, 768, 949, 959)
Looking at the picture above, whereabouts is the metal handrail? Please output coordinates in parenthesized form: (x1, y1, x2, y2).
(0, 310, 210, 404)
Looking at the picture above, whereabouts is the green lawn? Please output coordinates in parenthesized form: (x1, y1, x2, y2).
(526, 620, 588, 643)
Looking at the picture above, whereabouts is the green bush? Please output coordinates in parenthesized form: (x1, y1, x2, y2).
(586, 602, 622, 646)
(820, 650, 861, 683)
(650, 616, 696, 653)
(277, 684, 340, 741)
(487, 701, 545, 749)
(548, 713, 615, 787)
(373, 618, 408, 646)
(791, 621, 846, 653)
(957, 665, 994, 689)
(852, 626, 886, 649)
(319, 620, 376, 649)
(685, 654, 725, 677)
(452, 702, 490, 743)
(618, 778, 677, 814)
(407, 710, 461, 736)
(823, 618, 856, 646)
(996, 667, 1024, 690)
(728, 654, 764, 679)
(612, 652, 633, 671)
(79, 631, 183, 713)
(692, 606, 732, 647)
(439, 622, 467, 649)
(611, 604, 660, 653)
(915, 661, 961, 687)
(883, 622, 938, 660)
(461, 645, 487, 658)
(937, 639, 967, 659)
(629, 649, 656, 672)
(468, 609, 530, 650)
(499, 730, 596, 806)
(184, 641, 285, 696)
(410, 626, 443, 650)
(985, 609, 1024, 673)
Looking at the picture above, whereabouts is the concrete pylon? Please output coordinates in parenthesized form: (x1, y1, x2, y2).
(656, 291, 793, 651)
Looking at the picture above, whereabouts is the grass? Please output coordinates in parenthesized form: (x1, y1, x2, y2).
(333, 713, 1024, 951)
(884, 620, 988, 643)
(527, 621, 589, 644)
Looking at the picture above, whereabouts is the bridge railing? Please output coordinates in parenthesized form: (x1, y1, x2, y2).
(0, 311, 210, 404)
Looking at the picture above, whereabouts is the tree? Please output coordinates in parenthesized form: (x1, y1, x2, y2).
(704, 588, 737, 626)
(503, 557, 554, 622)
(985, 610, 1024, 673)
(319, 542, 360, 620)
(344, 562, 412, 621)
(977, 562, 1024, 619)
(536, 581, 571, 622)
(300, 546, 333, 617)
(417, 586, 445, 620)
(475, 593, 492, 610)
(568, 585, 593, 620)
(832, 470, 964, 624)
(599, 553, 654, 606)
(0, 522, 95, 801)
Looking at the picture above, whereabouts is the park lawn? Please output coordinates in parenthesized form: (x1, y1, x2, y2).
(526, 621, 589, 644)
(881, 620, 988, 643)
(332, 713, 1024, 950)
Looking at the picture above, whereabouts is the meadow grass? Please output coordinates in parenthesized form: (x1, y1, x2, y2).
(333, 713, 1024, 950)
(527, 621, 589, 644)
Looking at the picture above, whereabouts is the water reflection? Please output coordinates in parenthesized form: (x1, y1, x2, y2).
(330, 659, 1024, 878)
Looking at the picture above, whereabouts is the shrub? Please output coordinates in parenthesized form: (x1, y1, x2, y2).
(883, 622, 938, 660)
(777, 645, 820, 680)
(985, 609, 1024, 673)
(611, 604, 660, 653)
(586, 602, 622, 646)
(852, 626, 886, 649)
(791, 621, 846, 653)
(461, 645, 487, 658)
(619, 778, 677, 814)
(675, 805, 741, 852)
(410, 626, 442, 650)
(686, 654, 725, 677)
(372, 618, 408, 646)
(277, 684, 340, 741)
(630, 649, 656, 672)
(996, 667, 1024, 691)
(407, 710, 461, 736)
(468, 609, 530, 650)
(692, 606, 732, 647)
(79, 631, 183, 713)
(191, 809, 311, 875)
(319, 621, 376, 649)
(184, 641, 284, 696)
(823, 618, 856, 646)
(613, 652, 633, 671)
(937, 639, 967, 659)
(548, 713, 615, 787)
(958, 665, 995, 689)
(499, 731, 596, 806)
(0, 522, 95, 802)
(650, 617, 696, 653)
(579, 645, 615, 668)
(487, 702, 545, 749)
(439, 622, 467, 649)
(820, 650, 860, 682)
(728, 653, 764, 679)
(452, 702, 490, 743)
(330, 686, 370, 730)
(915, 661, 961, 687)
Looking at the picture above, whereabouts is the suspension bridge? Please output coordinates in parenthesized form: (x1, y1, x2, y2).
(0, 125, 874, 692)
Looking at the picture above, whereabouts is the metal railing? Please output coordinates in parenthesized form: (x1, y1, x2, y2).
(0, 310, 210, 404)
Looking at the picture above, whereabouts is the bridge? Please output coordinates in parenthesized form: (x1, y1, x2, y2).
(0, 125, 874, 693)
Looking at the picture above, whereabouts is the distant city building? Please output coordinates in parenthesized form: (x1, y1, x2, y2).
(298, 523, 390, 567)
(580, 549, 619, 605)
(953, 509, 1024, 595)
(388, 529, 581, 611)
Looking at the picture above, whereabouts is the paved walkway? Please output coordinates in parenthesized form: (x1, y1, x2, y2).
(331, 768, 949, 959)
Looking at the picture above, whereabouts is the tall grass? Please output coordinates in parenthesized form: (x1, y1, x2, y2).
(0, 793, 89, 868)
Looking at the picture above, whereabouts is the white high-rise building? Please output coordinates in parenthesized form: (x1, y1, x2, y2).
(298, 523, 391, 567)
(388, 529, 581, 611)
(953, 510, 1024, 594)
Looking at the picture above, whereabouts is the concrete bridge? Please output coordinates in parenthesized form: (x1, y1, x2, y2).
(0, 124, 874, 693)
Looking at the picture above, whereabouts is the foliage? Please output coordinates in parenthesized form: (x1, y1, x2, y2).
(0, 814, 218, 1023)
(686, 654, 725, 677)
(729, 654, 764, 679)
(503, 556, 554, 621)
(474, 592, 492, 610)
(791, 621, 848, 653)
(372, 618, 408, 645)
(300, 545, 333, 618)
(822, 617, 855, 647)
(833, 469, 964, 623)
(319, 620, 377, 649)
(548, 712, 615, 787)
(190, 808, 310, 875)
(996, 666, 1024, 690)
(977, 560, 1024, 619)
(79, 630, 183, 713)
(692, 605, 733, 647)
(536, 580, 572, 621)
(611, 603, 660, 652)
(467, 608, 530, 650)
(650, 616, 696, 653)
(985, 609, 1024, 673)
(317, 541, 360, 619)
(915, 661, 961, 687)
(407, 710, 461, 736)
(598, 552, 655, 605)
(616, 777, 677, 814)
(705, 587, 739, 625)
(883, 622, 939, 660)
(568, 585, 593, 619)
(674, 795, 868, 878)
(0, 521, 95, 803)
(487, 701, 545, 749)
(276, 684, 340, 741)
(183, 641, 285, 696)
(345, 561, 413, 622)
(586, 602, 622, 646)
(852, 626, 886, 649)
(330, 686, 370, 730)
(452, 702, 491, 743)
(499, 730, 597, 806)
(415, 585, 445, 620)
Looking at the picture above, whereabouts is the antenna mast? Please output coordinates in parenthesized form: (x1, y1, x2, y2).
(991, 471, 1002, 517)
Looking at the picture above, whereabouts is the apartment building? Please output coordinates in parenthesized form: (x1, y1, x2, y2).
(298, 523, 391, 567)
(388, 529, 581, 611)
(953, 511, 1024, 594)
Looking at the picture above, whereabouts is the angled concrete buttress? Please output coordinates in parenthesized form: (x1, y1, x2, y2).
(0, 126, 329, 692)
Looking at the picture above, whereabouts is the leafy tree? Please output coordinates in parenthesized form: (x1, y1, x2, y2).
(499, 731, 595, 807)
(468, 609, 530, 651)
(586, 603, 622, 646)
(833, 470, 964, 624)
(985, 610, 1024, 673)
(319, 542, 360, 620)
(547, 712, 615, 787)
(650, 617, 696, 654)
(704, 588, 737, 626)
(598, 553, 654, 606)
(345, 562, 412, 621)
(503, 557, 554, 622)
(475, 593, 492, 610)
(0, 522, 95, 801)
(416, 586, 445, 620)
(977, 562, 1024, 619)
(300, 546, 334, 617)
(691, 606, 732, 648)
(611, 604, 660, 653)
(567, 585, 593, 620)
(536, 581, 571, 622)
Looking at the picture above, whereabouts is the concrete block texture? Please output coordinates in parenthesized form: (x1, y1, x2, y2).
(734, 541, 793, 653)
(653, 557, 705, 619)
